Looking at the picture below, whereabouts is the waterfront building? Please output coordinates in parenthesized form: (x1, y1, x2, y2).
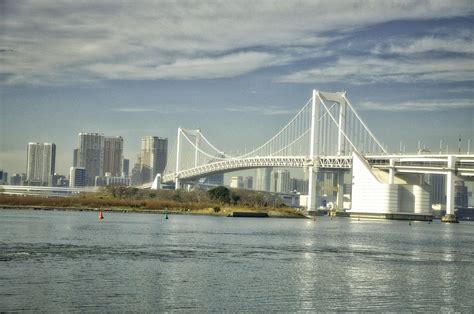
(103, 136, 123, 177)
(69, 167, 86, 187)
(271, 169, 291, 193)
(26, 142, 56, 186)
(140, 136, 168, 183)
(95, 173, 131, 186)
(255, 168, 272, 191)
(429, 174, 446, 205)
(10, 173, 22, 186)
(290, 178, 309, 194)
(465, 181, 474, 207)
(230, 176, 244, 188)
(199, 174, 224, 186)
(455, 181, 468, 208)
(73, 148, 79, 167)
(244, 176, 253, 190)
(130, 156, 142, 185)
(0, 170, 8, 185)
(78, 133, 104, 186)
(122, 158, 130, 178)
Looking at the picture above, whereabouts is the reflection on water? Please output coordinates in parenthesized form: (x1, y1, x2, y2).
(0, 209, 473, 311)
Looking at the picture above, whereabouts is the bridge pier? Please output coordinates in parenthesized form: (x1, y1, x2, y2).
(442, 155, 458, 223)
(307, 167, 317, 211)
(336, 170, 344, 210)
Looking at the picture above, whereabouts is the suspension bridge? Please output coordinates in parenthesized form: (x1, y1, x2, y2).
(158, 90, 474, 220)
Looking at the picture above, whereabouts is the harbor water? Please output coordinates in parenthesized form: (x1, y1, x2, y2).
(1, 209, 473, 312)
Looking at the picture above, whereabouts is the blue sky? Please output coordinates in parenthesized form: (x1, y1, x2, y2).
(1, 1, 473, 175)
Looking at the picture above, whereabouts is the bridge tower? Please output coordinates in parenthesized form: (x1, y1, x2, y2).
(175, 127, 181, 190)
(307, 89, 320, 211)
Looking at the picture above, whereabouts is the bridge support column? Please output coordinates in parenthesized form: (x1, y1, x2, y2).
(443, 155, 458, 223)
(308, 168, 317, 211)
(388, 158, 395, 184)
(336, 170, 344, 210)
(175, 127, 181, 190)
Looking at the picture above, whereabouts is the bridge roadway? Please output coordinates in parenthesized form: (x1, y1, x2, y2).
(162, 154, 474, 183)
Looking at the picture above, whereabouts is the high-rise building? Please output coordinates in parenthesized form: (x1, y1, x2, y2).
(73, 148, 79, 167)
(78, 133, 104, 186)
(10, 173, 22, 185)
(230, 176, 244, 188)
(429, 174, 446, 205)
(69, 167, 86, 187)
(131, 155, 142, 185)
(455, 181, 468, 208)
(199, 174, 224, 186)
(244, 176, 253, 190)
(270, 169, 291, 193)
(103, 136, 123, 177)
(26, 142, 56, 186)
(140, 136, 168, 183)
(0, 170, 8, 185)
(255, 168, 272, 191)
(122, 158, 130, 178)
(290, 178, 309, 194)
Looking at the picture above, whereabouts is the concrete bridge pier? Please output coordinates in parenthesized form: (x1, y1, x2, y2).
(336, 170, 345, 210)
(443, 155, 458, 223)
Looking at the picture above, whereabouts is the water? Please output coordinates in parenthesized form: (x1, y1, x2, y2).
(1, 209, 473, 312)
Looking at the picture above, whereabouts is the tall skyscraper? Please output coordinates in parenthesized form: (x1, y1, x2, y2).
(230, 176, 244, 188)
(69, 167, 86, 187)
(140, 136, 168, 183)
(103, 136, 123, 177)
(123, 158, 130, 178)
(78, 133, 104, 186)
(255, 168, 272, 191)
(0, 170, 8, 185)
(429, 174, 446, 205)
(73, 148, 79, 167)
(244, 176, 253, 190)
(26, 142, 56, 186)
(270, 169, 291, 193)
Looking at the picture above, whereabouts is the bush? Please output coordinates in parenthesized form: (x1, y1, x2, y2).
(207, 186, 231, 203)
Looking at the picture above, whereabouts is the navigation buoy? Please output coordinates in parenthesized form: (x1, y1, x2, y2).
(99, 211, 104, 220)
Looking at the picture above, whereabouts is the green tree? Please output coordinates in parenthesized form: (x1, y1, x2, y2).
(207, 186, 231, 203)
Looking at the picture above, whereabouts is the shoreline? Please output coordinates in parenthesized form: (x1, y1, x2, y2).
(0, 204, 307, 219)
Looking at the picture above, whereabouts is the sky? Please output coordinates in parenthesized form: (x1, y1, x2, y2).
(1, 0, 473, 176)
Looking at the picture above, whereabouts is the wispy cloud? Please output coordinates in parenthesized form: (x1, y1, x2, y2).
(372, 35, 474, 55)
(278, 56, 474, 84)
(1, 1, 472, 85)
(113, 104, 295, 116)
(224, 105, 295, 115)
(112, 106, 202, 114)
(359, 99, 474, 112)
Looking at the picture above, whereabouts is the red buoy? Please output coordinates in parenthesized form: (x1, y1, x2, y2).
(99, 211, 104, 220)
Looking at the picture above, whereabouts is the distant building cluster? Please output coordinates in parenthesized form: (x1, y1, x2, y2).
(1, 134, 473, 210)
(2, 133, 167, 188)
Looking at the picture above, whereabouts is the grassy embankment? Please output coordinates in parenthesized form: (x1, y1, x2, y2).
(0, 186, 306, 218)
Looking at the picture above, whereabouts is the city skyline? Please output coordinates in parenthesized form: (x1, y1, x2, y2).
(1, 1, 473, 175)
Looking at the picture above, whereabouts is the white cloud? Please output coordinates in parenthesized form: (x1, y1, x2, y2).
(1, 0, 473, 85)
(224, 105, 295, 115)
(87, 52, 282, 80)
(278, 57, 474, 84)
(359, 99, 474, 112)
(372, 35, 474, 55)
